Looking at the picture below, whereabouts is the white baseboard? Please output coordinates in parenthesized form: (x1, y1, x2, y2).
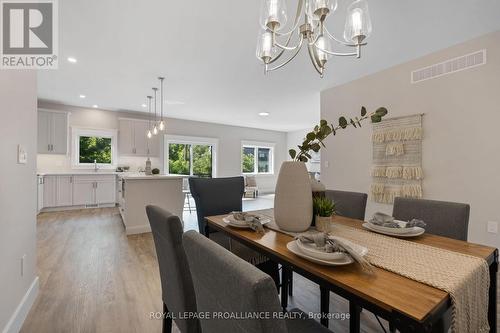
(2, 276, 39, 333)
(126, 224, 151, 235)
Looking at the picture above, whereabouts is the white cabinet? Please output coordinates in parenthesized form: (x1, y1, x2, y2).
(43, 176, 57, 208)
(96, 179, 116, 204)
(38, 110, 68, 154)
(118, 118, 159, 156)
(37, 176, 44, 213)
(56, 176, 73, 207)
(73, 175, 116, 206)
(73, 180, 95, 206)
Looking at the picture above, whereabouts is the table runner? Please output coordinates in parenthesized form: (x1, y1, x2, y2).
(330, 223, 490, 333)
(256, 210, 490, 332)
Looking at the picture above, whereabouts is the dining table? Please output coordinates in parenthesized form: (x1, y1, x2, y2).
(205, 208, 498, 333)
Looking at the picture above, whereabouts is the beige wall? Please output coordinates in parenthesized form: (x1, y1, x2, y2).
(0, 71, 38, 331)
(37, 102, 287, 192)
(320, 31, 500, 248)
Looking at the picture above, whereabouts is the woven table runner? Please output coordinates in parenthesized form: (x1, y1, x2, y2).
(330, 223, 490, 333)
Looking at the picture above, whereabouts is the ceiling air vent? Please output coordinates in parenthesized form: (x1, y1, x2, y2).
(411, 49, 486, 84)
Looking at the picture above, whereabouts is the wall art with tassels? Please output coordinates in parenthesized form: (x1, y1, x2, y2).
(371, 114, 424, 204)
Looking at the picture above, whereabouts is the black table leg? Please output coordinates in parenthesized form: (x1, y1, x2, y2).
(349, 302, 361, 333)
(320, 286, 329, 327)
(288, 271, 293, 296)
(488, 251, 498, 333)
(281, 266, 289, 311)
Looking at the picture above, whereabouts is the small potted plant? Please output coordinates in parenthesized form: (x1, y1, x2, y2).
(313, 196, 336, 232)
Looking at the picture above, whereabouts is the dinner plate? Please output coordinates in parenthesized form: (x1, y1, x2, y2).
(366, 220, 418, 234)
(222, 215, 271, 229)
(362, 222, 425, 237)
(296, 238, 349, 261)
(287, 241, 354, 266)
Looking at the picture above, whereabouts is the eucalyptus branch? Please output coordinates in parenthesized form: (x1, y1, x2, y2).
(289, 106, 388, 162)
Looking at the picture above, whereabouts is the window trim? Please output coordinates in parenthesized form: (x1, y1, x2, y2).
(241, 141, 275, 175)
(164, 135, 218, 177)
(71, 127, 118, 169)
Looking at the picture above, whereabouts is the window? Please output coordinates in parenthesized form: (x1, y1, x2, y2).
(241, 143, 274, 174)
(72, 128, 117, 168)
(79, 136, 112, 164)
(165, 135, 217, 177)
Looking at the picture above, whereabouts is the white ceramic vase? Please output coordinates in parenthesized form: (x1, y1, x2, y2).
(274, 161, 313, 232)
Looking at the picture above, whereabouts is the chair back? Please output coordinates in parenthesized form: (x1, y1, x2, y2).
(325, 190, 368, 220)
(182, 231, 287, 333)
(145, 206, 200, 333)
(246, 175, 257, 187)
(188, 177, 244, 233)
(392, 197, 470, 240)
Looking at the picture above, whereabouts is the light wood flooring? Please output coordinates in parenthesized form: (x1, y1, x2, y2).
(21, 207, 499, 333)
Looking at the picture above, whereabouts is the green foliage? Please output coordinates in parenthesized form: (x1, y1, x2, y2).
(288, 106, 389, 162)
(313, 196, 336, 217)
(79, 136, 112, 164)
(242, 147, 255, 173)
(169, 144, 213, 177)
(192, 145, 212, 177)
(169, 143, 190, 175)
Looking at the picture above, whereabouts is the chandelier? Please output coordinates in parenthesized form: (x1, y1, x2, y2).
(256, 0, 372, 77)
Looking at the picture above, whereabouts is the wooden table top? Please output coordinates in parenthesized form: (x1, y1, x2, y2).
(206, 209, 497, 323)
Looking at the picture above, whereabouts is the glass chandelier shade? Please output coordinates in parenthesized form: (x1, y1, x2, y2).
(260, 0, 287, 31)
(344, 0, 372, 44)
(256, 0, 373, 77)
(158, 77, 166, 132)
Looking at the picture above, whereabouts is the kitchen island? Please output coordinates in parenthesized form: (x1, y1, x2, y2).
(118, 174, 184, 235)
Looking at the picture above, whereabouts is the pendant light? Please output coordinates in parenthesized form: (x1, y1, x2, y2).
(152, 87, 158, 135)
(147, 95, 153, 139)
(158, 77, 166, 131)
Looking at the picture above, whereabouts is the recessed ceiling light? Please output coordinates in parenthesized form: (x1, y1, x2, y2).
(141, 103, 147, 108)
(67, 57, 77, 63)
(79, 94, 86, 99)
(92, 105, 98, 108)
(258, 112, 270, 116)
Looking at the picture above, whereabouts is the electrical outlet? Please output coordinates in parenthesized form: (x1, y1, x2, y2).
(487, 221, 498, 234)
(21, 254, 26, 276)
(17, 144, 27, 164)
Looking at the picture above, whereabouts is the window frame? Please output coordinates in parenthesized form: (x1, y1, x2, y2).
(71, 127, 118, 169)
(164, 135, 218, 177)
(241, 141, 275, 175)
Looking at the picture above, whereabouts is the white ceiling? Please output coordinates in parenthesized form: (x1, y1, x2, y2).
(37, 0, 500, 132)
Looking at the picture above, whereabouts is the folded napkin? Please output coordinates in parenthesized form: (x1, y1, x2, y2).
(231, 212, 265, 234)
(369, 212, 426, 228)
(296, 232, 374, 273)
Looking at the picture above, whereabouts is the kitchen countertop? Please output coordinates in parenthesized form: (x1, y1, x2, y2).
(37, 171, 121, 176)
(119, 174, 184, 180)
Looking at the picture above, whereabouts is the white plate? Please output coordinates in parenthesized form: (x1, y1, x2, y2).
(367, 220, 418, 234)
(362, 223, 425, 238)
(296, 238, 349, 261)
(287, 241, 354, 266)
(222, 216, 271, 229)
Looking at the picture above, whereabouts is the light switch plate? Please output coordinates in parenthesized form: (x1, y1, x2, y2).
(17, 144, 27, 164)
(487, 221, 498, 234)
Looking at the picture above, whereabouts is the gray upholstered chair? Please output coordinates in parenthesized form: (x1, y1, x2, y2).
(145, 206, 200, 333)
(324, 190, 368, 220)
(182, 230, 333, 333)
(392, 197, 470, 241)
(188, 176, 279, 286)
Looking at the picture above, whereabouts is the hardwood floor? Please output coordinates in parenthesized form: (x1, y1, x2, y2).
(22, 207, 499, 333)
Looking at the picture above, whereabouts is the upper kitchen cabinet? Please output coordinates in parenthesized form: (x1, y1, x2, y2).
(38, 110, 69, 154)
(118, 118, 159, 157)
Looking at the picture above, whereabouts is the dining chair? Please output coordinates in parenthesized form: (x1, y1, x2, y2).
(182, 230, 334, 333)
(392, 197, 470, 241)
(145, 206, 201, 333)
(188, 176, 280, 287)
(324, 190, 368, 220)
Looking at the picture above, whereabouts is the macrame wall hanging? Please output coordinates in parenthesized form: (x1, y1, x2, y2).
(371, 114, 424, 204)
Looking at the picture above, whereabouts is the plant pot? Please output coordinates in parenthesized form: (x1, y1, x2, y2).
(274, 161, 313, 232)
(315, 215, 332, 233)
